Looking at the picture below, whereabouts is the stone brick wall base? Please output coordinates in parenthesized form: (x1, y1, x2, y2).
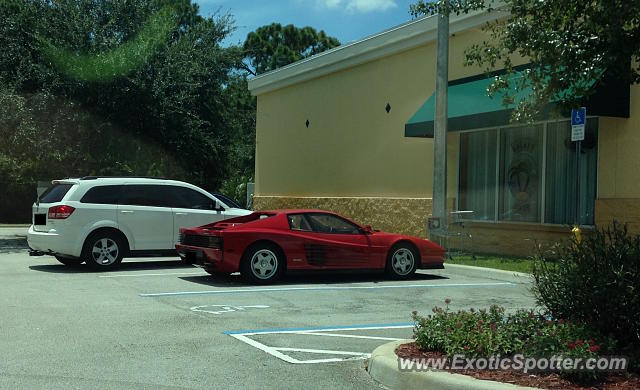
(252, 196, 432, 238)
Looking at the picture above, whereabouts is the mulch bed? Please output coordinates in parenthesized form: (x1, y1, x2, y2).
(396, 342, 640, 390)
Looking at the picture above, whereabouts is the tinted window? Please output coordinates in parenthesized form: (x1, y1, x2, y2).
(80, 185, 123, 204)
(120, 185, 172, 207)
(306, 214, 360, 234)
(170, 187, 215, 210)
(212, 192, 242, 209)
(39, 184, 73, 203)
(288, 214, 312, 231)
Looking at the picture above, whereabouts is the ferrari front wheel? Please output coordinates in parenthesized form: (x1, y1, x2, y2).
(386, 243, 418, 279)
(241, 243, 283, 284)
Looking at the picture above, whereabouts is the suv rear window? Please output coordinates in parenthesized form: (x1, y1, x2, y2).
(39, 184, 73, 203)
(80, 185, 123, 204)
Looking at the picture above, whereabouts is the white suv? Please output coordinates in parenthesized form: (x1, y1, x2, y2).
(27, 177, 251, 270)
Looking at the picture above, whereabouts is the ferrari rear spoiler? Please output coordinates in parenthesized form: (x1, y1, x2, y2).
(202, 212, 276, 230)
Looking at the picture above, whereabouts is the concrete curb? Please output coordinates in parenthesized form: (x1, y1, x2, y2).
(443, 263, 532, 278)
(368, 340, 537, 390)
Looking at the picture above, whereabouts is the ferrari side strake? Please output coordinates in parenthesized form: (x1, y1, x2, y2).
(176, 209, 445, 284)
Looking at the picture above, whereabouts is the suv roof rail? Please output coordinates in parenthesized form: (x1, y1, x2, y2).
(80, 176, 169, 180)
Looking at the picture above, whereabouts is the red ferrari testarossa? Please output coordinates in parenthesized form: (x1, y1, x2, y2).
(176, 210, 445, 284)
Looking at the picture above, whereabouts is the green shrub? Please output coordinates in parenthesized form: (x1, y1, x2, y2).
(412, 303, 610, 358)
(412, 302, 614, 381)
(532, 222, 640, 369)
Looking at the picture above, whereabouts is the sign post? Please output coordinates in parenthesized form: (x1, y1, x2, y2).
(571, 107, 586, 225)
(431, 1, 449, 240)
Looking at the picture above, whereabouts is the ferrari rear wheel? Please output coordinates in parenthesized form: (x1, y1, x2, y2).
(241, 243, 283, 284)
(386, 243, 418, 279)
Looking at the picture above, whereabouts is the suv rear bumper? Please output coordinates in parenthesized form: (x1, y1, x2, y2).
(27, 225, 78, 257)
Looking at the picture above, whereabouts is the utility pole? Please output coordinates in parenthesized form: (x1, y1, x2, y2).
(432, 1, 449, 233)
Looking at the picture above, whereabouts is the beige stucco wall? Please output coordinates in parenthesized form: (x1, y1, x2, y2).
(595, 83, 640, 230)
(255, 28, 489, 199)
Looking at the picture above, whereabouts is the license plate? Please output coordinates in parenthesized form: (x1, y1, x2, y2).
(34, 214, 46, 225)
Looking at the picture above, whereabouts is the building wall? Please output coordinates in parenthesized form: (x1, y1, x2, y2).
(253, 24, 639, 256)
(254, 28, 489, 199)
(596, 84, 640, 232)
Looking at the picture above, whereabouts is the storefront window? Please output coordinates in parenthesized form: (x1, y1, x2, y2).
(499, 124, 543, 222)
(544, 119, 598, 225)
(458, 119, 598, 225)
(458, 130, 496, 220)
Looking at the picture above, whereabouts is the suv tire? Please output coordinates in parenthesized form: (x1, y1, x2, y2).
(83, 231, 126, 271)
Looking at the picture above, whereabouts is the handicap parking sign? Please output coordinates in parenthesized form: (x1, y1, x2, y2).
(571, 107, 586, 141)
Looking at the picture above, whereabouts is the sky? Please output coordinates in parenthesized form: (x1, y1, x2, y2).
(194, 0, 418, 47)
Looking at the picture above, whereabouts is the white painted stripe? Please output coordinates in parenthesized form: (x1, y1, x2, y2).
(141, 282, 514, 297)
(229, 334, 299, 364)
(229, 324, 410, 364)
(300, 332, 403, 341)
(273, 347, 370, 356)
(99, 271, 205, 278)
(235, 325, 413, 336)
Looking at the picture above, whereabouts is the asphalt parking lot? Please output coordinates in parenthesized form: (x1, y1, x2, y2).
(0, 248, 536, 389)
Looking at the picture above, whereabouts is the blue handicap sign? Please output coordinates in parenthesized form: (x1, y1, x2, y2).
(571, 107, 586, 126)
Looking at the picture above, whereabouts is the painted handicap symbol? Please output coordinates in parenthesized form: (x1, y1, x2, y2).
(190, 304, 270, 315)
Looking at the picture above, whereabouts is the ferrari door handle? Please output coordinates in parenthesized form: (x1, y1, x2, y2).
(175, 212, 188, 216)
(120, 210, 134, 214)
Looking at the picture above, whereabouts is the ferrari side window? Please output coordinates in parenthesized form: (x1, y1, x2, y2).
(306, 214, 360, 234)
(288, 214, 312, 231)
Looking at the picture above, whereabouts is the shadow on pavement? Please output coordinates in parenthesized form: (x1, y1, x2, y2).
(28, 259, 194, 274)
(179, 271, 449, 288)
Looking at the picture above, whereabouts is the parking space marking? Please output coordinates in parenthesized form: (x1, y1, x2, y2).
(99, 271, 205, 278)
(302, 332, 402, 341)
(223, 322, 414, 335)
(225, 322, 414, 364)
(190, 304, 270, 315)
(140, 281, 515, 297)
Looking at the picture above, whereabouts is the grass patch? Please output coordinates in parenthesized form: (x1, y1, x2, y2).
(446, 255, 533, 273)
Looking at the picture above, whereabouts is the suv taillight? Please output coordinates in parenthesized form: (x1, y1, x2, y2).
(48, 205, 75, 219)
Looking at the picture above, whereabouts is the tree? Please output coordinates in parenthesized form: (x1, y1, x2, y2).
(243, 23, 340, 75)
(0, 0, 246, 220)
(410, 0, 640, 122)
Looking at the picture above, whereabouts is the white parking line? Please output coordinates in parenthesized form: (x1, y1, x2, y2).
(226, 323, 414, 364)
(99, 271, 205, 278)
(140, 282, 515, 297)
(302, 332, 402, 341)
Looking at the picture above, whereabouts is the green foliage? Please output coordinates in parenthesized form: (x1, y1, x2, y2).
(0, 0, 253, 221)
(40, 5, 176, 82)
(410, 0, 640, 122)
(412, 302, 615, 381)
(532, 222, 640, 370)
(243, 23, 340, 75)
(0, 1, 339, 221)
(409, 0, 488, 17)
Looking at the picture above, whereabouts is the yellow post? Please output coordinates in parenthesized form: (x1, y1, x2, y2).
(572, 226, 582, 244)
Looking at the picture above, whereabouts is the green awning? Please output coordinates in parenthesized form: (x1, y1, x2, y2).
(405, 69, 630, 138)
(405, 73, 532, 138)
